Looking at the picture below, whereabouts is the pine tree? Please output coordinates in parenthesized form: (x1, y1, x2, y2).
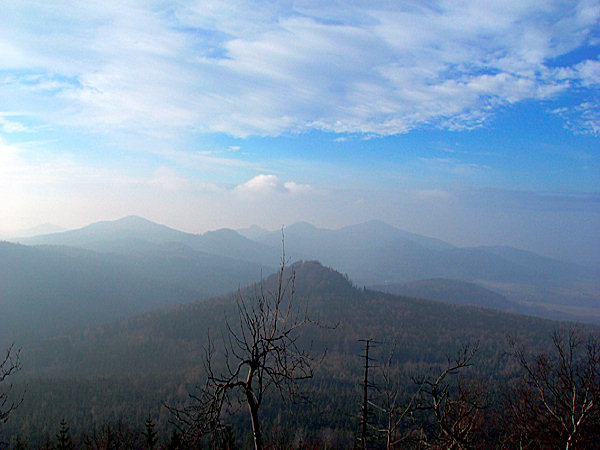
(56, 418, 74, 450)
(142, 416, 159, 449)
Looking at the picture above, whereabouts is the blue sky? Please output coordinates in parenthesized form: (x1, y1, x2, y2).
(0, 1, 599, 265)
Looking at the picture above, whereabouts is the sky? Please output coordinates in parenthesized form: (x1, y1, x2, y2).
(0, 1, 599, 266)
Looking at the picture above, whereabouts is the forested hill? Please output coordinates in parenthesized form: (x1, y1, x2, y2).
(10, 216, 599, 323)
(0, 241, 270, 343)
(5, 261, 574, 444)
(21, 260, 558, 377)
(371, 278, 520, 310)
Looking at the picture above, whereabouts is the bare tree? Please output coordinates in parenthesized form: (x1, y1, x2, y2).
(506, 326, 600, 449)
(371, 345, 422, 450)
(170, 254, 323, 449)
(358, 338, 377, 450)
(0, 343, 22, 423)
(414, 343, 486, 450)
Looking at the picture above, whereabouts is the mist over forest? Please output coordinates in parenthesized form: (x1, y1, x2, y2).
(1, 0, 600, 447)
(0, 216, 598, 448)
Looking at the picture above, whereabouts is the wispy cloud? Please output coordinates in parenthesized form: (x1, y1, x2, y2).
(0, 113, 31, 133)
(552, 101, 600, 135)
(0, 1, 598, 137)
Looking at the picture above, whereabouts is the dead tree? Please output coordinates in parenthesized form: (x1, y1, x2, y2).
(370, 345, 421, 450)
(170, 255, 322, 450)
(0, 343, 22, 423)
(506, 327, 600, 449)
(358, 338, 377, 449)
(415, 343, 485, 450)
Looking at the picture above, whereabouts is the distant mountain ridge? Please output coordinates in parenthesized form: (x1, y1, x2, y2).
(371, 278, 518, 311)
(8, 215, 600, 323)
(14, 215, 281, 266)
(8, 223, 66, 238)
(0, 240, 271, 343)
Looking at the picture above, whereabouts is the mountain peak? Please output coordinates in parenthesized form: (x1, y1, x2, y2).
(286, 221, 320, 233)
(113, 215, 154, 225)
(339, 220, 397, 234)
(92, 216, 173, 231)
(280, 260, 356, 298)
(12, 215, 192, 248)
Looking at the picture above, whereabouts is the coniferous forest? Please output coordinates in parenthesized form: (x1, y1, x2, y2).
(2, 252, 599, 448)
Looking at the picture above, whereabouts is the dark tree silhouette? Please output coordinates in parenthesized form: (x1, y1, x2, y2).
(506, 327, 600, 449)
(415, 343, 486, 450)
(169, 254, 324, 450)
(142, 416, 158, 449)
(56, 418, 74, 450)
(0, 343, 22, 424)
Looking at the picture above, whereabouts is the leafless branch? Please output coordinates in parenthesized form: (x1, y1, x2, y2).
(414, 342, 485, 450)
(169, 246, 329, 450)
(0, 343, 23, 423)
(506, 326, 600, 449)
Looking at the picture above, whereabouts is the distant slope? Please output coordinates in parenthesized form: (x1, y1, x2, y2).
(236, 224, 270, 240)
(0, 241, 270, 343)
(250, 221, 599, 314)
(12, 216, 600, 317)
(371, 278, 517, 311)
(255, 220, 453, 259)
(337, 220, 455, 251)
(193, 228, 280, 266)
(14, 216, 189, 247)
(476, 245, 599, 289)
(23, 261, 563, 380)
(10, 261, 571, 442)
(13, 215, 280, 266)
(9, 223, 66, 238)
(252, 221, 550, 285)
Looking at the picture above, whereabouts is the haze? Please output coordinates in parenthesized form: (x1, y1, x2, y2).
(0, 1, 599, 267)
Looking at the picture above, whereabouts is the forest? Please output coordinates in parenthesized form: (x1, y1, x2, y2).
(1, 259, 599, 449)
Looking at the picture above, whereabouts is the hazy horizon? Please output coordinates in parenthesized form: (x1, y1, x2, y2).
(2, 213, 598, 269)
(1, 1, 598, 267)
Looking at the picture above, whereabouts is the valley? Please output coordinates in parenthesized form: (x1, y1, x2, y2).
(1, 217, 599, 447)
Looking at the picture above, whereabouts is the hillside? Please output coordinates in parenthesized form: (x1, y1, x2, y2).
(250, 221, 600, 319)
(8, 215, 600, 325)
(371, 278, 518, 311)
(4, 261, 571, 443)
(13, 215, 281, 266)
(0, 241, 271, 343)
(20, 260, 561, 378)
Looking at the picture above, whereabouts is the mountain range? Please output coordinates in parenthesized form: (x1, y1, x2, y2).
(8, 216, 598, 324)
(2, 215, 599, 442)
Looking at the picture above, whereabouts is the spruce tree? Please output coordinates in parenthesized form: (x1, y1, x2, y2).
(56, 419, 73, 450)
(143, 416, 158, 449)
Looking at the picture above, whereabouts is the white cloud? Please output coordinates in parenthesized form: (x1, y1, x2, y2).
(283, 181, 312, 194)
(234, 174, 311, 196)
(235, 174, 282, 193)
(0, 1, 598, 137)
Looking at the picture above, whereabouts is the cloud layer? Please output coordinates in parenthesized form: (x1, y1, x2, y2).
(1, 1, 599, 137)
